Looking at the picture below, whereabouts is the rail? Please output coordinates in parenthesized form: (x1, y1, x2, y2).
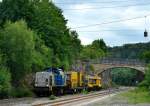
(32, 88, 129, 106)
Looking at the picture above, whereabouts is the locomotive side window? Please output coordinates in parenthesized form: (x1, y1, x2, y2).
(89, 79, 96, 84)
(46, 79, 48, 83)
(49, 76, 52, 85)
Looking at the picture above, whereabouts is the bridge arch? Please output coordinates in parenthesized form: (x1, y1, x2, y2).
(93, 63, 146, 74)
(95, 66, 145, 87)
(87, 58, 146, 87)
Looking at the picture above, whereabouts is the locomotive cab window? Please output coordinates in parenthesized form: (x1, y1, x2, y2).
(89, 79, 96, 84)
(46, 79, 48, 83)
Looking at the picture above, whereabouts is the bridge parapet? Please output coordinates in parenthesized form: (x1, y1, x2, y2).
(90, 57, 146, 67)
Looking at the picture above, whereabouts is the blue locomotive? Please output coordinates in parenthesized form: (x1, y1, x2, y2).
(34, 67, 66, 95)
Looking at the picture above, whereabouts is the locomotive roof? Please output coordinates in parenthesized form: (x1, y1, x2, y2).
(45, 67, 63, 74)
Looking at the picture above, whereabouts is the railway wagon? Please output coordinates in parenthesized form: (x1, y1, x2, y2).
(34, 68, 66, 95)
(66, 71, 84, 92)
(86, 75, 102, 91)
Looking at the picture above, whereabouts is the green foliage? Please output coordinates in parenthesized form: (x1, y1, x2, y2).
(89, 64, 95, 71)
(139, 64, 150, 88)
(92, 39, 107, 52)
(30, 1, 81, 69)
(80, 39, 106, 60)
(49, 95, 56, 100)
(140, 51, 150, 63)
(0, 0, 33, 26)
(11, 86, 33, 98)
(108, 42, 150, 60)
(0, 67, 11, 99)
(138, 80, 149, 88)
(111, 68, 137, 86)
(0, 21, 35, 86)
(82, 89, 89, 94)
(32, 37, 53, 72)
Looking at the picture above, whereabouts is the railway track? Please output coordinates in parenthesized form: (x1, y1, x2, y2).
(33, 88, 128, 106)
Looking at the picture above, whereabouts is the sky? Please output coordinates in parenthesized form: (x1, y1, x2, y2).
(53, 0, 150, 47)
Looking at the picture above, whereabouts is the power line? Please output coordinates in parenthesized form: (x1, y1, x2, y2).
(72, 14, 150, 29)
(77, 29, 145, 32)
(54, 0, 139, 5)
(62, 2, 150, 11)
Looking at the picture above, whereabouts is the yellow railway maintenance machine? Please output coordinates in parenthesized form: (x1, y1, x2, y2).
(66, 71, 84, 93)
(86, 75, 102, 91)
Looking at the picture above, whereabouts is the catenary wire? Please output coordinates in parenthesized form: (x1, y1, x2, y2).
(61, 2, 150, 11)
(54, 0, 143, 5)
(72, 14, 150, 29)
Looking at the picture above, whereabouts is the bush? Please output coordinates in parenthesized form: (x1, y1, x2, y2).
(0, 21, 36, 86)
(138, 80, 149, 88)
(0, 67, 11, 99)
(82, 89, 89, 94)
(11, 86, 33, 98)
(49, 95, 56, 100)
(140, 64, 150, 89)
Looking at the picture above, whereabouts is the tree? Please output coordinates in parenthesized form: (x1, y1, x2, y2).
(144, 65, 150, 87)
(0, 21, 35, 86)
(0, 0, 33, 26)
(80, 45, 105, 59)
(108, 42, 150, 59)
(92, 39, 107, 52)
(69, 31, 82, 61)
(32, 37, 53, 72)
(0, 67, 11, 99)
(140, 51, 150, 63)
(29, 0, 74, 69)
(80, 39, 106, 60)
(0, 53, 11, 99)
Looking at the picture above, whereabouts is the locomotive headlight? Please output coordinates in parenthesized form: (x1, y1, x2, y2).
(35, 81, 38, 86)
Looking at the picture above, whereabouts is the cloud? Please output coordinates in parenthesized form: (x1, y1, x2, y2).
(79, 35, 93, 45)
(55, 0, 150, 46)
(69, 4, 93, 11)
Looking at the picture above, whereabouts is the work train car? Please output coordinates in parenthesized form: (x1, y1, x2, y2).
(34, 68, 102, 95)
(86, 75, 102, 91)
(34, 68, 66, 95)
(66, 71, 84, 92)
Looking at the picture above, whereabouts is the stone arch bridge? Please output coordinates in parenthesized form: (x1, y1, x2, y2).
(90, 58, 146, 74)
(86, 58, 147, 86)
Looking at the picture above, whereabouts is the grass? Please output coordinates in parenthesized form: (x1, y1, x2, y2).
(49, 95, 56, 100)
(81, 89, 89, 94)
(120, 87, 150, 104)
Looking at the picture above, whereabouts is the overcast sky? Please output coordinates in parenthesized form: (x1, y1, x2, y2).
(53, 0, 150, 46)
